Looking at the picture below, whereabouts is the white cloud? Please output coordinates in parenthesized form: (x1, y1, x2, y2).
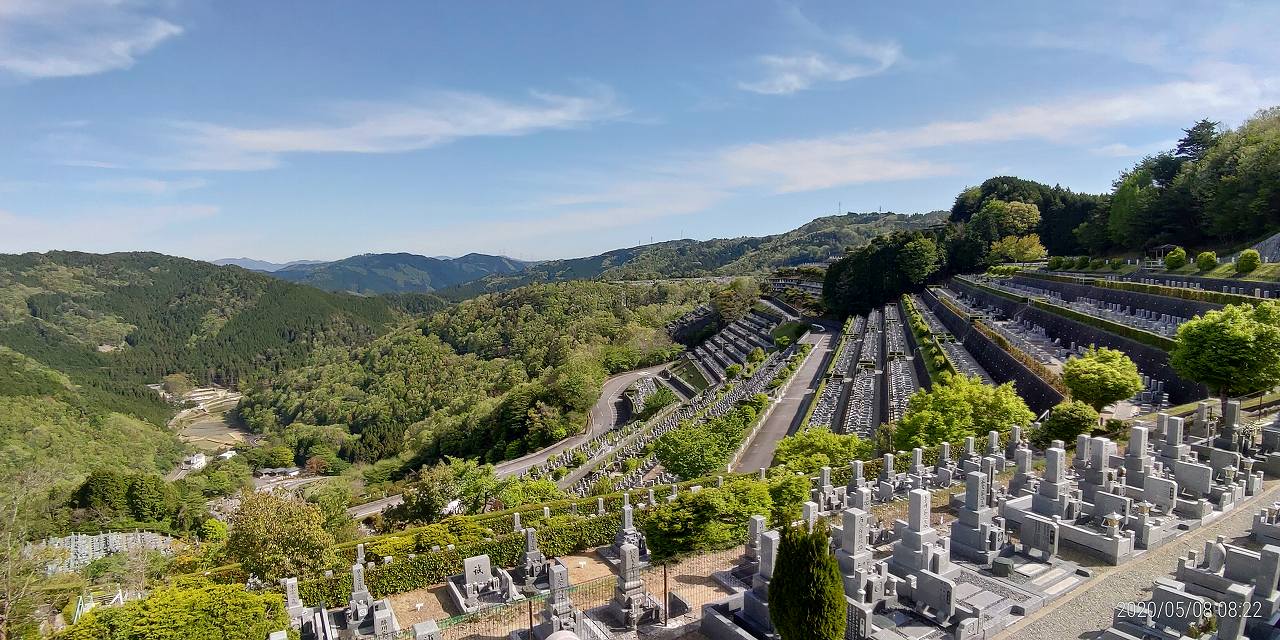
(716, 78, 1259, 193)
(84, 177, 208, 195)
(159, 87, 627, 170)
(0, 204, 218, 254)
(0, 0, 182, 79)
(739, 7, 900, 95)
(1090, 140, 1176, 158)
(739, 47, 899, 95)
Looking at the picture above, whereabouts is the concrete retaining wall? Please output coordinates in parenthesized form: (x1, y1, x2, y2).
(920, 288, 1064, 415)
(952, 279, 1207, 405)
(1012, 274, 1220, 319)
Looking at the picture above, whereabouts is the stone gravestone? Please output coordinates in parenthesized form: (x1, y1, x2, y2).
(462, 555, 494, 608)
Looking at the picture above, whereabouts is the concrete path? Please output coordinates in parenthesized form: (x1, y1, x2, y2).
(733, 329, 835, 472)
(997, 479, 1280, 640)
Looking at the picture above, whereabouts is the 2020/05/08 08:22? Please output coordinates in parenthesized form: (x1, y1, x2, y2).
(1119, 599, 1265, 620)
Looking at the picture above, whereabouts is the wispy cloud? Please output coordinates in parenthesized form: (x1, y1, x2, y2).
(0, 204, 218, 254)
(1090, 140, 1176, 158)
(84, 177, 209, 195)
(739, 47, 899, 95)
(156, 86, 627, 171)
(716, 78, 1258, 192)
(0, 0, 182, 79)
(498, 74, 1272, 245)
(739, 6, 900, 95)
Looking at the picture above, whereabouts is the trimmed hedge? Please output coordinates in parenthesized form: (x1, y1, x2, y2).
(972, 320, 1069, 396)
(300, 512, 626, 608)
(900, 294, 957, 382)
(1022, 270, 1252, 307)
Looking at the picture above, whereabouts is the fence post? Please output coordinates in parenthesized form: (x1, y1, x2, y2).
(663, 562, 669, 625)
(527, 596, 534, 635)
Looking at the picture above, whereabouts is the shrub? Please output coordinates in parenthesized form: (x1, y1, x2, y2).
(1089, 258, 1105, 269)
(1047, 256, 1065, 270)
(1164, 246, 1188, 270)
(1195, 251, 1218, 271)
(1035, 401, 1098, 448)
(1237, 249, 1261, 273)
(1109, 258, 1124, 270)
(1074, 256, 1091, 269)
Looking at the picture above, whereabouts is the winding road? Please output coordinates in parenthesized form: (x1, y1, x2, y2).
(491, 365, 667, 478)
(346, 364, 667, 518)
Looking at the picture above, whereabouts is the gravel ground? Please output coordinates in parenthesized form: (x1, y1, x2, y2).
(998, 479, 1280, 640)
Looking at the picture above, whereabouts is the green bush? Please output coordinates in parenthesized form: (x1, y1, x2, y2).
(1195, 251, 1218, 271)
(1074, 256, 1091, 269)
(1109, 258, 1124, 270)
(1047, 256, 1065, 270)
(1237, 249, 1261, 273)
(1164, 246, 1188, 270)
(1089, 258, 1106, 269)
(1035, 401, 1098, 448)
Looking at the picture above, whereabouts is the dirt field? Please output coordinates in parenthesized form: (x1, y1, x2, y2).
(179, 412, 254, 451)
(389, 547, 741, 637)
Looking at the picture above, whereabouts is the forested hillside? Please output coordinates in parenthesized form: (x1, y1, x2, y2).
(1074, 109, 1280, 253)
(0, 252, 404, 425)
(0, 346, 184, 481)
(443, 212, 946, 298)
(270, 252, 526, 294)
(238, 280, 717, 467)
(950, 178, 1103, 256)
(953, 108, 1280, 257)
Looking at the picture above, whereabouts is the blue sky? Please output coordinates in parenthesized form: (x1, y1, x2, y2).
(1, 1, 1277, 262)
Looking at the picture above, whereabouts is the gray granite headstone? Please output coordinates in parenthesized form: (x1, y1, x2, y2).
(463, 555, 492, 585)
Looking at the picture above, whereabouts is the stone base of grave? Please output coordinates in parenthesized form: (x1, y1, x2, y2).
(596, 544, 651, 570)
(699, 593, 775, 640)
(445, 570, 524, 615)
(584, 599, 663, 635)
(510, 561, 557, 596)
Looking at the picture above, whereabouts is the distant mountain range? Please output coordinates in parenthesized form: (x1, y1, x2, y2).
(266, 252, 528, 294)
(441, 211, 948, 298)
(207, 211, 945, 297)
(211, 257, 328, 272)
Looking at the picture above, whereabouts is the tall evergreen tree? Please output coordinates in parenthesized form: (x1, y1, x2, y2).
(769, 521, 846, 640)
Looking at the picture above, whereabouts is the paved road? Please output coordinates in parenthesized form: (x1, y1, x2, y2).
(733, 329, 835, 472)
(346, 364, 665, 518)
(349, 494, 404, 520)
(491, 365, 666, 478)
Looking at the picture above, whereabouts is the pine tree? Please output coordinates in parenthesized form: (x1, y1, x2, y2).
(769, 520, 846, 640)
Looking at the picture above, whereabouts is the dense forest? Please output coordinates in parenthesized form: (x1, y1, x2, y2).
(0, 252, 406, 425)
(954, 108, 1280, 258)
(0, 346, 184, 482)
(237, 280, 718, 467)
(1073, 109, 1280, 253)
(443, 211, 946, 298)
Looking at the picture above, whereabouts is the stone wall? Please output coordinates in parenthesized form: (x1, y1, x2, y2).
(921, 288, 1064, 414)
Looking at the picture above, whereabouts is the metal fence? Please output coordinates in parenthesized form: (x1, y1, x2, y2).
(429, 551, 741, 640)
